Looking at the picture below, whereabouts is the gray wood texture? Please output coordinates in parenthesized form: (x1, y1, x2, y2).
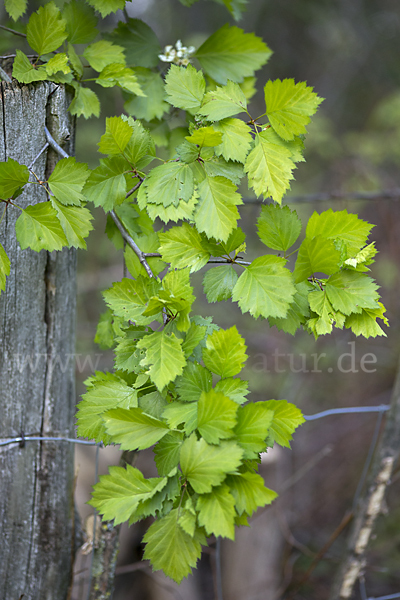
(0, 78, 77, 600)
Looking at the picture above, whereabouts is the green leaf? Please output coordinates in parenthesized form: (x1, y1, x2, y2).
(83, 40, 125, 72)
(306, 209, 373, 256)
(103, 276, 160, 323)
(96, 63, 144, 96)
(212, 118, 253, 163)
(143, 509, 202, 583)
(124, 232, 166, 279)
(83, 156, 128, 211)
(104, 407, 169, 450)
(257, 204, 302, 252)
(198, 80, 248, 121)
(123, 119, 155, 166)
(139, 391, 168, 420)
(130, 471, 180, 523)
(175, 361, 212, 402)
(69, 84, 100, 119)
(181, 323, 208, 358)
(264, 79, 323, 141)
(145, 192, 198, 225)
(0, 244, 10, 294)
(186, 127, 223, 148)
(244, 130, 296, 202)
(5, 0, 27, 21)
(144, 162, 194, 207)
(12, 50, 48, 84)
(162, 402, 198, 435)
(165, 64, 205, 112)
(344, 243, 377, 270)
(137, 331, 186, 391)
(76, 379, 138, 443)
(202, 326, 247, 378)
(307, 290, 337, 335)
(15, 203, 67, 252)
(94, 308, 116, 349)
(159, 223, 210, 273)
(325, 271, 380, 315)
(226, 471, 277, 516)
(197, 484, 236, 539)
(113, 325, 146, 371)
(196, 24, 272, 84)
(98, 116, 133, 156)
(232, 255, 296, 319)
(214, 378, 249, 405)
(264, 399, 305, 448)
(194, 175, 242, 243)
(86, 0, 125, 17)
(48, 157, 89, 206)
(68, 43, 84, 78)
(89, 464, 166, 524)
(269, 281, 311, 335)
(197, 389, 238, 444)
(203, 157, 244, 184)
(234, 402, 273, 458)
(51, 199, 93, 249)
(203, 265, 238, 303)
(293, 236, 341, 283)
(27, 2, 68, 56)
(45, 53, 71, 76)
(62, 0, 97, 44)
(124, 68, 169, 121)
(345, 303, 388, 338)
(0, 158, 29, 200)
(180, 434, 243, 493)
(106, 18, 161, 68)
(154, 431, 184, 475)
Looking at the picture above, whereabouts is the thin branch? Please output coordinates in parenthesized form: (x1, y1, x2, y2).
(28, 142, 50, 170)
(0, 24, 27, 38)
(45, 126, 69, 159)
(243, 188, 400, 205)
(0, 66, 12, 83)
(126, 180, 143, 198)
(207, 258, 251, 266)
(110, 210, 155, 278)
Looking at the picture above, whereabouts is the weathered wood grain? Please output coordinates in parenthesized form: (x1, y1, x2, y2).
(0, 78, 77, 600)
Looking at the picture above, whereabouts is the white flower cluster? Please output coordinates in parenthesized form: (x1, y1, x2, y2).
(159, 40, 195, 66)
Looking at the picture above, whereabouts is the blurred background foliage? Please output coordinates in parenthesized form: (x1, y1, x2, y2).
(2, 0, 400, 598)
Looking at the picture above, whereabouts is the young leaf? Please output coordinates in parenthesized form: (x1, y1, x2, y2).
(83, 156, 129, 211)
(154, 431, 184, 476)
(264, 79, 323, 141)
(143, 509, 202, 584)
(325, 271, 380, 315)
(76, 379, 138, 443)
(244, 130, 296, 202)
(195, 24, 272, 84)
(106, 18, 161, 68)
(234, 402, 273, 458)
(114, 326, 148, 372)
(98, 116, 134, 156)
(89, 464, 167, 524)
(175, 362, 213, 402)
(212, 118, 253, 163)
(96, 64, 144, 96)
(194, 175, 242, 243)
(180, 434, 243, 493)
(12, 50, 48, 84)
(293, 236, 341, 283)
(198, 80, 248, 121)
(86, 0, 125, 17)
(45, 54, 71, 76)
(68, 43, 84, 78)
(48, 157, 89, 206)
(83, 40, 125, 72)
(27, 2, 68, 56)
(62, 0, 97, 44)
(203, 265, 238, 303)
(5, 0, 27, 21)
(15, 203, 67, 252)
(202, 326, 247, 378)
(162, 401, 198, 435)
(144, 162, 194, 207)
(257, 204, 302, 252)
(186, 127, 223, 148)
(137, 331, 186, 391)
(264, 399, 305, 448)
(159, 223, 210, 273)
(197, 389, 238, 444)
(345, 303, 388, 338)
(232, 255, 296, 319)
(197, 484, 236, 539)
(226, 471, 277, 516)
(125, 68, 169, 121)
(0, 158, 29, 200)
(0, 244, 10, 294)
(165, 64, 205, 112)
(214, 378, 249, 405)
(306, 209, 373, 256)
(104, 407, 169, 450)
(69, 84, 100, 119)
(181, 322, 208, 358)
(51, 200, 93, 249)
(269, 281, 311, 335)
